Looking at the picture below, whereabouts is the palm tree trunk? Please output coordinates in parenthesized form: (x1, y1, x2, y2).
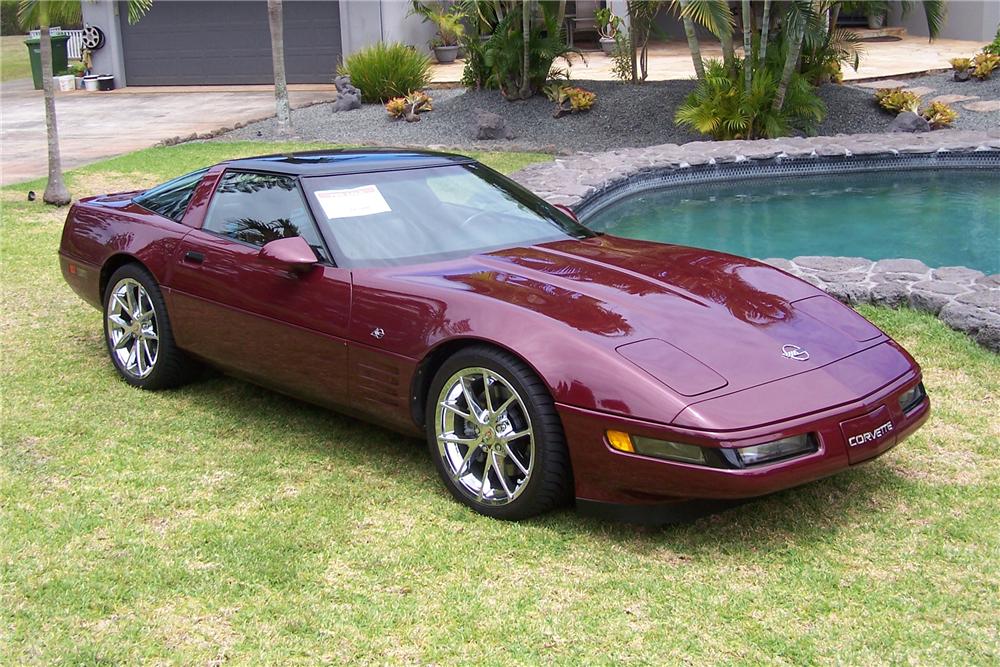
(678, 0, 705, 80)
(39, 23, 70, 206)
(720, 30, 735, 69)
(741, 0, 752, 93)
(518, 0, 531, 98)
(758, 0, 771, 64)
(628, 1, 638, 82)
(772, 15, 805, 112)
(829, 2, 841, 33)
(267, 0, 292, 137)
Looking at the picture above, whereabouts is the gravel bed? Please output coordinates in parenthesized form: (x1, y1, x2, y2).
(848, 70, 1000, 132)
(215, 75, 999, 153)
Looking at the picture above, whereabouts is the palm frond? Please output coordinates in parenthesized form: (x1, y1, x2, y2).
(676, 0, 734, 39)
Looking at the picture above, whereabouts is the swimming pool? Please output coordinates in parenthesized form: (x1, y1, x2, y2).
(584, 169, 1000, 274)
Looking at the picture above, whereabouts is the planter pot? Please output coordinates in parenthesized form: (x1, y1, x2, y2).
(97, 74, 115, 91)
(75, 76, 85, 89)
(599, 37, 617, 56)
(867, 13, 886, 29)
(433, 45, 459, 64)
(83, 74, 99, 91)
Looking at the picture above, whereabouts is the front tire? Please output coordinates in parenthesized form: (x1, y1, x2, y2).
(103, 264, 197, 390)
(426, 345, 571, 520)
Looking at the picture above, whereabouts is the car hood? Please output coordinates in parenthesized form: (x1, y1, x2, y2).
(410, 235, 885, 398)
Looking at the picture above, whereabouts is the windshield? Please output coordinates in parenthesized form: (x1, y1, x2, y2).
(302, 163, 594, 267)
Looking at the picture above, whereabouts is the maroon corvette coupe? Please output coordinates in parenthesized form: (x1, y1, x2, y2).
(59, 149, 929, 521)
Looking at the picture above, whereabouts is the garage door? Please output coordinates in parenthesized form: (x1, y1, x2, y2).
(119, 0, 341, 85)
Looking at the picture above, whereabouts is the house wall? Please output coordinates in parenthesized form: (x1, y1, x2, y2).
(339, 0, 437, 58)
(80, 0, 128, 86)
(888, 0, 998, 43)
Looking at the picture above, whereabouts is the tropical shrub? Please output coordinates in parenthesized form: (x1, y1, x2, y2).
(921, 101, 957, 129)
(385, 97, 407, 119)
(972, 52, 1000, 80)
(949, 57, 971, 72)
(385, 91, 432, 122)
(610, 34, 632, 82)
(874, 87, 921, 113)
(800, 28, 863, 85)
(338, 42, 431, 103)
(983, 25, 1000, 56)
(674, 58, 825, 140)
(544, 83, 596, 117)
(482, 3, 581, 99)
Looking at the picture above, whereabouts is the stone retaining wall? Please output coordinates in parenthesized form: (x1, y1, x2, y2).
(510, 131, 1000, 351)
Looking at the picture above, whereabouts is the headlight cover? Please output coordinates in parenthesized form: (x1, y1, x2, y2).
(898, 383, 926, 413)
(606, 431, 817, 468)
(735, 434, 816, 466)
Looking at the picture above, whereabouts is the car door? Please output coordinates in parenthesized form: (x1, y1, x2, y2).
(166, 169, 352, 409)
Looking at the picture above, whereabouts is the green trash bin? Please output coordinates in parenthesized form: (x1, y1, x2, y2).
(24, 34, 71, 91)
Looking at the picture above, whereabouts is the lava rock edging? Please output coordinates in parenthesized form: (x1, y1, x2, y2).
(510, 131, 1000, 351)
(763, 257, 999, 351)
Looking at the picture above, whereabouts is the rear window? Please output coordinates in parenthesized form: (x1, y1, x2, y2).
(133, 168, 207, 222)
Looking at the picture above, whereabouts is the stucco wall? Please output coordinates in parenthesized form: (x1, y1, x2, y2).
(80, 0, 128, 87)
(889, 0, 999, 43)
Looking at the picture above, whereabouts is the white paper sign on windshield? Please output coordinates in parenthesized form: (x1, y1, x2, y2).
(314, 185, 391, 219)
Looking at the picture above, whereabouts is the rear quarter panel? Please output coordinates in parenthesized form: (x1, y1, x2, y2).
(59, 200, 193, 309)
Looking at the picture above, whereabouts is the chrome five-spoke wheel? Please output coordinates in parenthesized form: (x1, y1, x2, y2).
(106, 277, 159, 379)
(436, 367, 535, 506)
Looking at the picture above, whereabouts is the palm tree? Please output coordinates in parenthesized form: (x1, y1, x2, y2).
(18, 0, 151, 206)
(740, 0, 752, 92)
(674, 0, 734, 80)
(267, 0, 291, 137)
(518, 0, 531, 99)
(773, 2, 811, 112)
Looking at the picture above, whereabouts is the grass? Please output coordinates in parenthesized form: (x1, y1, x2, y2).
(1, 34, 32, 82)
(2, 143, 999, 665)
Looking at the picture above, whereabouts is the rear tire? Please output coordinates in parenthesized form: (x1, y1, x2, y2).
(103, 264, 198, 390)
(426, 345, 571, 520)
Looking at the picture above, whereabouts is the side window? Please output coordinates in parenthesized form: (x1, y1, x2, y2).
(203, 171, 329, 261)
(133, 168, 207, 222)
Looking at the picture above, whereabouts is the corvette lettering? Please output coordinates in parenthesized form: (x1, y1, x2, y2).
(848, 421, 894, 447)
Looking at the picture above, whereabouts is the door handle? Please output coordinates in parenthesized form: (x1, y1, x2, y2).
(184, 251, 205, 264)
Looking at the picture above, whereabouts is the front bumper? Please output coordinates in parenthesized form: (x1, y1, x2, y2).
(557, 369, 929, 513)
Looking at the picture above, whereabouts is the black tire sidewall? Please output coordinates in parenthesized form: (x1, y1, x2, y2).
(102, 264, 181, 390)
(426, 347, 568, 520)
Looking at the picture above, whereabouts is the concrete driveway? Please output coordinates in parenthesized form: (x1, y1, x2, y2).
(0, 79, 335, 185)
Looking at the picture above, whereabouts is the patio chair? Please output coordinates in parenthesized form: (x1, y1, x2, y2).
(566, 1, 603, 48)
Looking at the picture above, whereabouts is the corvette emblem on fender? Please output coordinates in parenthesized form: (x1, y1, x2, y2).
(782, 344, 810, 361)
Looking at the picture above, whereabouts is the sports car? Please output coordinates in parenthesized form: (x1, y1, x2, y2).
(59, 149, 929, 521)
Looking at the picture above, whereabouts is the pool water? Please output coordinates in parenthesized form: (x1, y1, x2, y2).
(585, 170, 1000, 274)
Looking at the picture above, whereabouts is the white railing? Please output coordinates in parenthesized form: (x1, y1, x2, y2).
(27, 28, 85, 60)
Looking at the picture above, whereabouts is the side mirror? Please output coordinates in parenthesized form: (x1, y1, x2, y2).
(258, 236, 318, 274)
(554, 203, 579, 222)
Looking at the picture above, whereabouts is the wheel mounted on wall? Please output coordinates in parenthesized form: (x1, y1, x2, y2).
(426, 345, 572, 520)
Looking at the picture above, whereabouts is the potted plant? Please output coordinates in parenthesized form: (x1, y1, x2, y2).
(412, 2, 466, 64)
(865, 1, 889, 29)
(595, 7, 622, 56)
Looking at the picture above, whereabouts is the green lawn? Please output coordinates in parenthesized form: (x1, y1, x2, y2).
(2, 143, 998, 665)
(1, 34, 32, 82)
